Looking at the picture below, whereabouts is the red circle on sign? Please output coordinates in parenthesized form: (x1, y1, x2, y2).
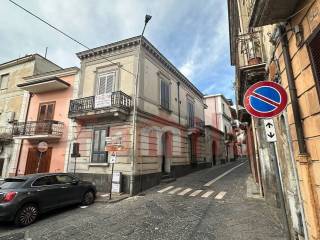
(243, 81, 288, 118)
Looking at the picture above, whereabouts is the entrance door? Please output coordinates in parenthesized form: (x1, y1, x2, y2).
(0, 158, 4, 177)
(161, 133, 166, 173)
(36, 102, 55, 134)
(25, 147, 52, 174)
(212, 141, 216, 166)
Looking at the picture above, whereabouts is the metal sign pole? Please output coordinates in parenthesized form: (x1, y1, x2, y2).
(74, 157, 77, 174)
(109, 163, 114, 200)
(271, 142, 290, 239)
(36, 152, 43, 173)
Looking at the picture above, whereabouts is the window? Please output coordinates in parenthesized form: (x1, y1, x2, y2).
(187, 100, 195, 128)
(222, 103, 225, 113)
(97, 72, 115, 95)
(92, 128, 109, 163)
(0, 74, 9, 90)
(160, 78, 170, 110)
(56, 175, 74, 184)
(33, 176, 57, 186)
(0, 178, 26, 189)
(308, 29, 320, 100)
(38, 102, 55, 121)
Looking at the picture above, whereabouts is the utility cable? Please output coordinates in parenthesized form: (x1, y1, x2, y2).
(8, 0, 136, 76)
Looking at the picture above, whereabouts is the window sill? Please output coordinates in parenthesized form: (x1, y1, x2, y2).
(88, 163, 110, 167)
(158, 105, 172, 113)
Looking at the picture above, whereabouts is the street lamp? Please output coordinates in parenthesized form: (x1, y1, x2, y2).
(130, 14, 152, 196)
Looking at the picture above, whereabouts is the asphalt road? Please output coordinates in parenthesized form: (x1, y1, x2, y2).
(0, 159, 287, 240)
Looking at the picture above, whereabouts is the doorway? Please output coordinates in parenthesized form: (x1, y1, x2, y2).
(25, 147, 52, 174)
(36, 102, 55, 134)
(212, 141, 216, 166)
(0, 158, 4, 177)
(188, 134, 196, 166)
(161, 132, 171, 174)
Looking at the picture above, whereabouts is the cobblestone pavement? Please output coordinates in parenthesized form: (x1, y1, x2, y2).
(0, 159, 288, 240)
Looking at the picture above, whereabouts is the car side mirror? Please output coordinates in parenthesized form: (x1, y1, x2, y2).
(71, 180, 79, 185)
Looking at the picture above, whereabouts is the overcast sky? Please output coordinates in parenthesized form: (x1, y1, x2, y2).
(0, 0, 235, 100)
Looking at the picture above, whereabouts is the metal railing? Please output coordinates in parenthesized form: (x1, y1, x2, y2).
(69, 91, 132, 115)
(0, 127, 13, 140)
(12, 120, 64, 137)
(188, 118, 205, 129)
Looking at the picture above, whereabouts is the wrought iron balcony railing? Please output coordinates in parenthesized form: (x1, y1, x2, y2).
(0, 127, 13, 141)
(188, 118, 205, 130)
(69, 91, 132, 116)
(12, 120, 64, 138)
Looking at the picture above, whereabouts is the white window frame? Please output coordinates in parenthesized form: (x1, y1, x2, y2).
(96, 71, 116, 96)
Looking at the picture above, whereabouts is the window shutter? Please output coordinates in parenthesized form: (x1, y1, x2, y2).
(309, 30, 320, 87)
(0, 74, 9, 89)
(98, 76, 106, 95)
(106, 74, 114, 93)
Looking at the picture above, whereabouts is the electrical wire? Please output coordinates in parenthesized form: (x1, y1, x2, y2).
(8, 0, 136, 76)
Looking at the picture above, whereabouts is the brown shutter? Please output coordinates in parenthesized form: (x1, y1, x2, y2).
(309, 30, 320, 92)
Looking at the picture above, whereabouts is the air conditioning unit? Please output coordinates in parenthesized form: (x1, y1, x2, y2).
(7, 112, 15, 123)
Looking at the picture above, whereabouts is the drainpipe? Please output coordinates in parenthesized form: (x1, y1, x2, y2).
(15, 92, 33, 176)
(278, 23, 320, 235)
(177, 82, 181, 125)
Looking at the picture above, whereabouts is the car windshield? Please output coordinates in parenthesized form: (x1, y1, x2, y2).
(0, 179, 26, 189)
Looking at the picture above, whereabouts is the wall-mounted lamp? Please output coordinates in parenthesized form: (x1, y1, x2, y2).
(293, 24, 304, 47)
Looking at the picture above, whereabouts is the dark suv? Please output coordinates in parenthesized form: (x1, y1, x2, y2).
(0, 173, 96, 226)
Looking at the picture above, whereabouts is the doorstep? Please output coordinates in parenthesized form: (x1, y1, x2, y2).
(95, 192, 130, 203)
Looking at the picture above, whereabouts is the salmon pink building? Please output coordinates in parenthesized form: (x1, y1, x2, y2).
(11, 67, 79, 175)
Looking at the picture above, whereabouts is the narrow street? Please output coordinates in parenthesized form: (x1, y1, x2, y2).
(0, 160, 288, 240)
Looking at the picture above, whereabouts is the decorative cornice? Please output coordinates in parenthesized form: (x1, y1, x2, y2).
(76, 36, 204, 98)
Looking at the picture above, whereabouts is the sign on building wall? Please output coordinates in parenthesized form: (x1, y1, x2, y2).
(94, 93, 111, 109)
(263, 119, 277, 142)
(243, 81, 288, 118)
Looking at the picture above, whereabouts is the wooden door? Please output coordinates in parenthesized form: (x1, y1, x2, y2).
(36, 102, 55, 134)
(25, 148, 52, 175)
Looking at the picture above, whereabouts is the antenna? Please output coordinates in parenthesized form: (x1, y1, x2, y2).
(44, 47, 48, 58)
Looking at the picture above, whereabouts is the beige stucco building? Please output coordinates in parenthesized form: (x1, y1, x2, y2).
(229, 0, 320, 239)
(67, 36, 208, 193)
(0, 54, 61, 178)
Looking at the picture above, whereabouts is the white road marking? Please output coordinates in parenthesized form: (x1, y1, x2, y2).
(215, 191, 227, 199)
(158, 186, 174, 193)
(168, 187, 183, 194)
(204, 162, 246, 187)
(201, 191, 214, 198)
(80, 206, 88, 209)
(177, 188, 193, 196)
(100, 194, 109, 197)
(189, 190, 203, 197)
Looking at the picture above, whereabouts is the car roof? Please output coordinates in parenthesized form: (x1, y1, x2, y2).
(5, 173, 74, 181)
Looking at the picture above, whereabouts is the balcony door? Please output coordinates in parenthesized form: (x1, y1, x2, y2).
(36, 102, 55, 134)
(95, 72, 115, 109)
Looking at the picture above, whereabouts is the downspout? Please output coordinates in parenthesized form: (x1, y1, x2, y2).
(177, 82, 181, 125)
(278, 23, 320, 234)
(15, 92, 33, 176)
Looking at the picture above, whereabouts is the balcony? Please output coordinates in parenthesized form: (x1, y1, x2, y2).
(68, 91, 132, 120)
(0, 127, 13, 143)
(12, 120, 64, 140)
(249, 0, 301, 27)
(187, 118, 205, 135)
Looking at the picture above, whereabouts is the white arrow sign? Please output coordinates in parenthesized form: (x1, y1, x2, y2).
(263, 119, 277, 142)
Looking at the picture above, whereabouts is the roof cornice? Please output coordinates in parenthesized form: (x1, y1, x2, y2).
(76, 36, 204, 98)
(0, 55, 35, 70)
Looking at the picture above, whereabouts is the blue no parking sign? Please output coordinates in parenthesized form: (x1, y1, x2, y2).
(243, 81, 288, 118)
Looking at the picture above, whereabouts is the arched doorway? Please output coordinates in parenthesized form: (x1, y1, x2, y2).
(161, 132, 172, 174)
(212, 141, 216, 166)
